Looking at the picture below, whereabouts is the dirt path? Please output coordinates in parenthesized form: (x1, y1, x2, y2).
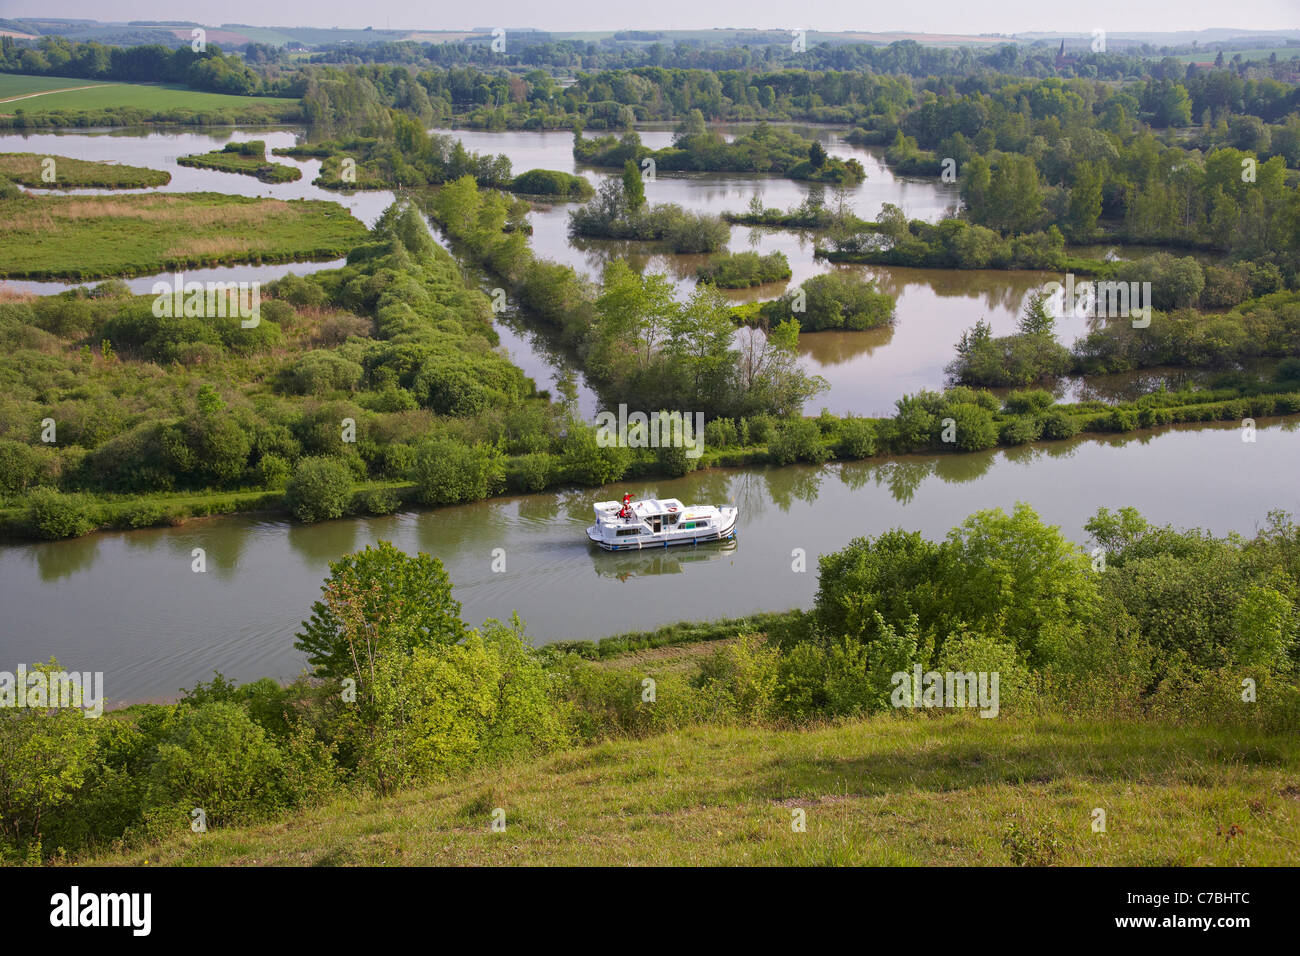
(0, 83, 111, 105)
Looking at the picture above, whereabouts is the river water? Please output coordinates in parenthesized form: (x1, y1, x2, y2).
(2, 418, 1296, 705)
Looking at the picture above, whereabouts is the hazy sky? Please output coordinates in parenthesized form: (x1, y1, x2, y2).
(4, 0, 1297, 35)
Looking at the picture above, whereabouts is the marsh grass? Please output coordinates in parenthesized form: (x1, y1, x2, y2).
(0, 152, 170, 188)
(0, 192, 368, 279)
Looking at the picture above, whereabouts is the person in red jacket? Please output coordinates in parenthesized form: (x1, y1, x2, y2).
(618, 493, 633, 519)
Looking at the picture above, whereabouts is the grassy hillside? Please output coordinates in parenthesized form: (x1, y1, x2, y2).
(0, 74, 111, 102)
(80, 715, 1300, 866)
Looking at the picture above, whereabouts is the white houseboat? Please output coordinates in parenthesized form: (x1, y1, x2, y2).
(586, 495, 738, 551)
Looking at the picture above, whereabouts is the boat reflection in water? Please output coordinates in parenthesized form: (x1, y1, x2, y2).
(592, 537, 739, 582)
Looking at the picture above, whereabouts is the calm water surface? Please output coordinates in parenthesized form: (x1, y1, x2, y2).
(2, 418, 1296, 704)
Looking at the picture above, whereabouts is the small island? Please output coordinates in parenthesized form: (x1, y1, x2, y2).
(178, 141, 303, 184)
(574, 116, 867, 184)
(0, 152, 171, 189)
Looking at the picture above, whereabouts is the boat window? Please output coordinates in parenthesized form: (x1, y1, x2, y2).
(616, 528, 640, 537)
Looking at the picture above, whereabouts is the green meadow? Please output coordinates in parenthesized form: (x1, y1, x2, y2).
(0, 74, 113, 101)
(0, 192, 368, 279)
(0, 75, 299, 113)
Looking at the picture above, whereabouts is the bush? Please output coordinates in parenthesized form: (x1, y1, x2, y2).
(506, 453, 557, 493)
(255, 453, 291, 488)
(561, 425, 630, 486)
(357, 487, 401, 515)
(116, 500, 180, 529)
(943, 404, 998, 452)
(0, 440, 54, 497)
(411, 437, 504, 506)
(655, 441, 701, 478)
(510, 168, 593, 200)
(285, 456, 353, 523)
(144, 701, 286, 830)
(279, 351, 364, 396)
(696, 251, 791, 288)
(705, 417, 739, 448)
(999, 416, 1043, 446)
(837, 416, 877, 458)
(769, 417, 832, 465)
(1038, 409, 1080, 440)
(360, 626, 570, 792)
(24, 488, 98, 539)
(695, 634, 780, 721)
(1275, 357, 1300, 387)
(934, 630, 1033, 713)
(772, 633, 906, 720)
(1003, 389, 1054, 415)
(761, 271, 895, 332)
(658, 208, 729, 254)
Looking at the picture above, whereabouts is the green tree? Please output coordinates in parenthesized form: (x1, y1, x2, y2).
(665, 284, 739, 409)
(294, 540, 467, 681)
(621, 158, 646, 213)
(1017, 290, 1056, 337)
(940, 503, 1097, 665)
(1067, 162, 1103, 239)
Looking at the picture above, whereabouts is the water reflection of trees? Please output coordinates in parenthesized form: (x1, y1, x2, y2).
(147, 521, 254, 583)
(932, 449, 997, 485)
(560, 490, 599, 526)
(287, 517, 360, 566)
(874, 459, 932, 505)
(31, 535, 101, 583)
(516, 492, 562, 524)
(683, 470, 738, 506)
(838, 264, 1041, 314)
(762, 463, 825, 511)
(725, 470, 771, 523)
(797, 326, 895, 366)
(1063, 370, 1196, 405)
(838, 453, 991, 504)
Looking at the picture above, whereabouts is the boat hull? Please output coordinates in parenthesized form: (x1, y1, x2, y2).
(587, 511, 738, 551)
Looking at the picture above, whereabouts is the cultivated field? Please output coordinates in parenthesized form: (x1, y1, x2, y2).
(0, 74, 299, 114)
